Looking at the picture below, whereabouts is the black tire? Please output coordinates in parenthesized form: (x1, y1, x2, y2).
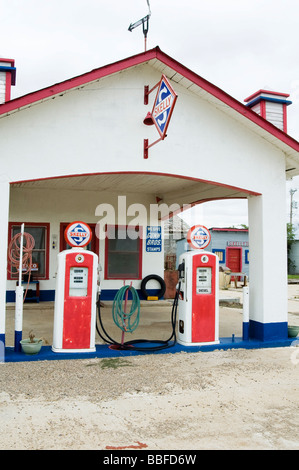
(141, 274, 166, 299)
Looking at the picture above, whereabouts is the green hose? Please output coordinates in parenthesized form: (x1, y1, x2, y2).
(112, 285, 140, 333)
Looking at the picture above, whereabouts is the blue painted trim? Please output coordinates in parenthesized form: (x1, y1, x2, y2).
(246, 96, 292, 107)
(3, 335, 296, 363)
(0, 66, 16, 85)
(249, 320, 288, 342)
(0, 333, 5, 346)
(39, 290, 55, 301)
(14, 330, 22, 353)
(6, 288, 163, 303)
(212, 248, 225, 263)
(6, 290, 56, 302)
(243, 322, 249, 341)
(6, 291, 14, 302)
(0, 66, 16, 72)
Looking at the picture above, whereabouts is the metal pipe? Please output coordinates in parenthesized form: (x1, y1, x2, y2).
(242, 286, 249, 341)
(14, 223, 24, 352)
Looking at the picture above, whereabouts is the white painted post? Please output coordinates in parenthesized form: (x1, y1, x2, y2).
(0, 179, 10, 349)
(248, 189, 288, 341)
(242, 286, 249, 340)
(14, 223, 24, 352)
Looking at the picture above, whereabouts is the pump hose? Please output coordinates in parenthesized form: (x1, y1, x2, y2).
(112, 285, 140, 333)
(96, 281, 181, 352)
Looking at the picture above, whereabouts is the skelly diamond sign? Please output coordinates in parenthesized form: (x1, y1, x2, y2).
(152, 75, 178, 139)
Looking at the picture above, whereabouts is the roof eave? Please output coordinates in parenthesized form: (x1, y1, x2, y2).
(0, 46, 298, 157)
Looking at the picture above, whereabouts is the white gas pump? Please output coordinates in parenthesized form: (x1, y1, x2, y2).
(177, 250, 219, 346)
(52, 222, 99, 353)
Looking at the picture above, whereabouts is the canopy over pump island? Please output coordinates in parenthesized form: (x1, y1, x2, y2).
(0, 46, 299, 360)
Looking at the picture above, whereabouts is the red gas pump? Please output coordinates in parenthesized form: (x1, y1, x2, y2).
(52, 222, 98, 353)
(177, 250, 219, 346)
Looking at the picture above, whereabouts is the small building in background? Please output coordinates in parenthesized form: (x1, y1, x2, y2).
(208, 228, 249, 279)
(163, 216, 189, 298)
(164, 216, 189, 270)
(176, 227, 249, 280)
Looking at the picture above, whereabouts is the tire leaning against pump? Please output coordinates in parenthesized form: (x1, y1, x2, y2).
(141, 274, 166, 300)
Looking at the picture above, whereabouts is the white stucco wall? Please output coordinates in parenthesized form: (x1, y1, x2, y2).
(0, 60, 291, 340)
(0, 64, 285, 193)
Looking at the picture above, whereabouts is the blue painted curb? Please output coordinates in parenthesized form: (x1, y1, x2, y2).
(2, 336, 297, 363)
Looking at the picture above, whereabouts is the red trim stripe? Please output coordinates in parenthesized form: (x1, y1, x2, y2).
(283, 103, 288, 133)
(5, 71, 12, 102)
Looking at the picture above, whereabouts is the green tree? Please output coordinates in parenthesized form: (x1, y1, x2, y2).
(287, 222, 296, 273)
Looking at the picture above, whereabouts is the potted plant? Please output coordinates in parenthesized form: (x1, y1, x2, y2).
(288, 325, 299, 338)
(20, 330, 44, 355)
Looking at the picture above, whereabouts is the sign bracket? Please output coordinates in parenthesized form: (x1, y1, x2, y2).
(144, 136, 165, 159)
(143, 74, 177, 159)
(143, 80, 163, 158)
(144, 82, 159, 105)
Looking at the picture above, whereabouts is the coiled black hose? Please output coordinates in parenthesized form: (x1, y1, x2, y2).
(96, 282, 180, 352)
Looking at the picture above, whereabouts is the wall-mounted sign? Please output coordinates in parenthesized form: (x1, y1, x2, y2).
(22, 263, 39, 272)
(187, 225, 211, 250)
(146, 226, 162, 252)
(227, 241, 249, 247)
(152, 75, 178, 140)
(64, 221, 92, 248)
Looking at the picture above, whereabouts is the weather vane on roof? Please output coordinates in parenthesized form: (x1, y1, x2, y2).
(128, 0, 151, 52)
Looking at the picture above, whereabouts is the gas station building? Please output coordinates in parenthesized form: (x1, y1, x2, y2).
(1, 46, 299, 347)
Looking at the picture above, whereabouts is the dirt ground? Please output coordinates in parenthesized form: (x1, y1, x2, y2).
(1, 285, 299, 450)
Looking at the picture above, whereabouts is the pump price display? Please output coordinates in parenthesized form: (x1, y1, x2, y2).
(196, 267, 212, 294)
(69, 267, 88, 297)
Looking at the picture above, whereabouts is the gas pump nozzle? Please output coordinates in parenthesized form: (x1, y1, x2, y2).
(177, 261, 185, 300)
(97, 264, 102, 291)
(178, 261, 185, 280)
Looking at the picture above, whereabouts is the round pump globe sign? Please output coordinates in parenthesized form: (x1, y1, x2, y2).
(187, 225, 211, 250)
(64, 221, 92, 248)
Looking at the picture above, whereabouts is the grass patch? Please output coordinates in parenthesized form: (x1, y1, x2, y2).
(86, 357, 134, 369)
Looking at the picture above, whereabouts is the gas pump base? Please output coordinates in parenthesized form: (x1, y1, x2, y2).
(51, 346, 96, 354)
(177, 339, 220, 347)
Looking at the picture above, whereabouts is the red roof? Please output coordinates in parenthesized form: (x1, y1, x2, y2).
(210, 227, 248, 232)
(1, 46, 298, 152)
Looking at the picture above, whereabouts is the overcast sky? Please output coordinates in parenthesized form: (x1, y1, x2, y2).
(1, 0, 299, 228)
